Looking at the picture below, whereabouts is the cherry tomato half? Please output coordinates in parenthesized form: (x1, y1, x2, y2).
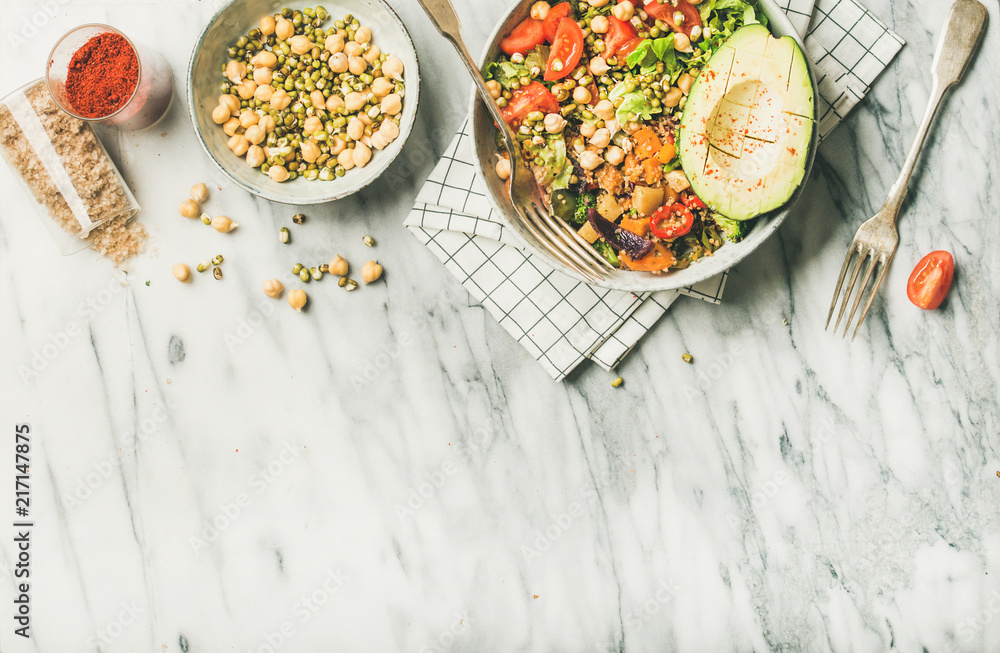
(644, 0, 702, 37)
(500, 17, 546, 56)
(906, 250, 954, 310)
(545, 18, 585, 81)
(542, 2, 573, 43)
(604, 15, 638, 59)
(500, 81, 560, 125)
(650, 203, 695, 239)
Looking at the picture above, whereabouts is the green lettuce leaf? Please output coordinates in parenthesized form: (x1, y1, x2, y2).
(524, 135, 570, 188)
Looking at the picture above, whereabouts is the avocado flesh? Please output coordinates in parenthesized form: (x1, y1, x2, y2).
(679, 24, 814, 221)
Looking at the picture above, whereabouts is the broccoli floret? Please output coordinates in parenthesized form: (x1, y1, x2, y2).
(573, 192, 598, 226)
(714, 215, 757, 243)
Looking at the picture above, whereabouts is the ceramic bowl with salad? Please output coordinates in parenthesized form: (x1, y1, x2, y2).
(471, 0, 818, 291)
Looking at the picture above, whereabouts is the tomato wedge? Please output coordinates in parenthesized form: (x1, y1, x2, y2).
(545, 18, 585, 81)
(500, 81, 560, 125)
(604, 16, 639, 59)
(500, 17, 546, 56)
(542, 2, 573, 43)
(649, 203, 694, 239)
(906, 250, 954, 310)
(644, 0, 702, 37)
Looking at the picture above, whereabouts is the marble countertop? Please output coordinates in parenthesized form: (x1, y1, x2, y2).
(1, 0, 998, 651)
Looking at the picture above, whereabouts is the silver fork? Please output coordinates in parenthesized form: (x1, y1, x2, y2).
(826, 0, 987, 341)
(414, 0, 615, 283)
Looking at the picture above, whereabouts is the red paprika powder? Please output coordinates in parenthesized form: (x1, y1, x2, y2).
(65, 33, 139, 118)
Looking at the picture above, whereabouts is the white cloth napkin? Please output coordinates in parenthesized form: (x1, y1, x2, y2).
(405, 0, 903, 381)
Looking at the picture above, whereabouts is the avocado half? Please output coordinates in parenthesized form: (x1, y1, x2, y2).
(678, 24, 814, 221)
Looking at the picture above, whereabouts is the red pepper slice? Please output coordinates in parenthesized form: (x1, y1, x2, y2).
(542, 2, 573, 43)
(681, 193, 707, 210)
(500, 17, 546, 56)
(644, 0, 702, 37)
(650, 203, 695, 239)
(544, 18, 585, 81)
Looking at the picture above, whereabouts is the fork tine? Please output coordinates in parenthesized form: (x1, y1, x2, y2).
(516, 209, 601, 283)
(826, 243, 859, 330)
(534, 204, 616, 271)
(832, 245, 866, 334)
(850, 252, 892, 342)
(526, 205, 607, 279)
(842, 252, 879, 339)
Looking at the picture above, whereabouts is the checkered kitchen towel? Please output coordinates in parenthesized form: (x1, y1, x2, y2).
(405, 0, 903, 381)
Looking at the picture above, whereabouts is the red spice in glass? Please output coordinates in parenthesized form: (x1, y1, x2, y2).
(65, 33, 139, 118)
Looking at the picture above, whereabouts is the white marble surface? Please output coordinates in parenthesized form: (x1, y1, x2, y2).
(1, 0, 999, 651)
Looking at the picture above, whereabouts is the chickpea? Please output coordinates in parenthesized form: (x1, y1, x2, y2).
(260, 15, 276, 36)
(623, 120, 641, 134)
(530, 1, 551, 19)
(275, 17, 294, 40)
(222, 117, 241, 136)
(340, 40, 359, 57)
(251, 50, 277, 68)
(663, 87, 683, 107)
(573, 86, 593, 105)
(353, 141, 372, 168)
(355, 26, 372, 44)
(211, 215, 239, 233)
(338, 148, 356, 170)
(579, 150, 603, 170)
(268, 164, 289, 182)
(225, 60, 247, 84)
(382, 55, 404, 80)
(590, 128, 611, 149)
(495, 156, 511, 180)
(677, 73, 696, 94)
(345, 91, 366, 112)
(380, 93, 402, 116)
(310, 90, 326, 109)
(580, 122, 597, 138)
(361, 260, 383, 284)
(484, 80, 503, 100)
(253, 84, 274, 103)
(593, 99, 615, 121)
(329, 255, 349, 276)
(303, 115, 323, 135)
(287, 289, 307, 311)
(269, 89, 291, 110)
(347, 116, 365, 141)
(590, 15, 609, 33)
(371, 132, 389, 150)
(262, 279, 284, 299)
(589, 56, 610, 76)
(243, 125, 267, 145)
(612, 0, 634, 20)
(358, 112, 373, 127)
(674, 32, 694, 53)
(173, 263, 191, 283)
(370, 77, 393, 99)
(364, 44, 381, 64)
(326, 95, 345, 112)
(588, 0, 609, 6)
(219, 94, 240, 115)
(179, 199, 200, 218)
(258, 115, 276, 133)
(330, 135, 348, 156)
(253, 66, 273, 85)
(246, 144, 265, 167)
(211, 104, 230, 125)
(348, 55, 367, 76)
(605, 145, 625, 166)
(300, 140, 321, 163)
(290, 35, 312, 55)
(325, 34, 345, 54)
(544, 113, 567, 133)
(330, 52, 349, 73)
(191, 183, 210, 204)
(228, 134, 250, 156)
(380, 119, 400, 143)
(237, 79, 257, 100)
(239, 109, 258, 128)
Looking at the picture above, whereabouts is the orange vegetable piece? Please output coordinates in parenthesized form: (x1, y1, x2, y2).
(632, 127, 661, 159)
(620, 242, 675, 271)
(656, 141, 676, 164)
(620, 214, 650, 238)
(643, 158, 662, 186)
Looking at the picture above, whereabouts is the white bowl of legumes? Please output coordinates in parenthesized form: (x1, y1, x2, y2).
(471, 0, 818, 291)
(188, 0, 419, 204)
